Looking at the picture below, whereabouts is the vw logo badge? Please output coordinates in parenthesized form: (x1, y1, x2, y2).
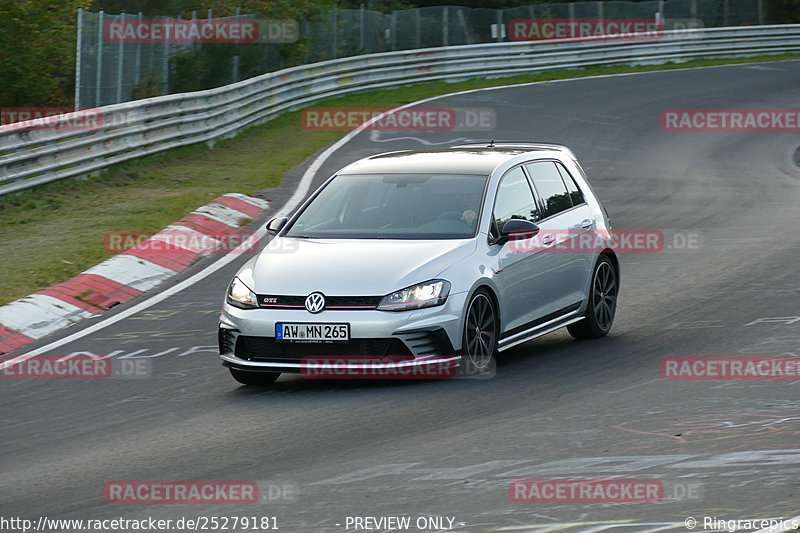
(305, 292, 326, 313)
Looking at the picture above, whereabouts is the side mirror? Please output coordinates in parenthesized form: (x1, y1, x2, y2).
(266, 216, 288, 236)
(498, 219, 539, 244)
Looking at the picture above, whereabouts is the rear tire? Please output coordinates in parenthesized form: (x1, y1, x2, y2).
(229, 368, 280, 386)
(568, 255, 618, 339)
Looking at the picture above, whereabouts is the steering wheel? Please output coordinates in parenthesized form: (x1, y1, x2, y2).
(436, 211, 464, 221)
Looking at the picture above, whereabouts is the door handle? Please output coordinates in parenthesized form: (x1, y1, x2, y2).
(542, 234, 555, 246)
(581, 219, 593, 229)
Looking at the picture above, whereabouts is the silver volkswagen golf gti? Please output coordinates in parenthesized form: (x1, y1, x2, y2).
(219, 143, 619, 385)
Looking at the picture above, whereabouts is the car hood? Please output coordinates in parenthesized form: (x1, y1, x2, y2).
(242, 237, 476, 296)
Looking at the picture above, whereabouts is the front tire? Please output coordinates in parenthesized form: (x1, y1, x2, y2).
(229, 368, 280, 386)
(568, 255, 618, 339)
(460, 289, 498, 375)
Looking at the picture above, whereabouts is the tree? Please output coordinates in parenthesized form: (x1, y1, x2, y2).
(765, 0, 800, 22)
(0, 0, 90, 108)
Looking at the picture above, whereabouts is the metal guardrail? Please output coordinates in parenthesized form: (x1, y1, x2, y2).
(1, 24, 799, 196)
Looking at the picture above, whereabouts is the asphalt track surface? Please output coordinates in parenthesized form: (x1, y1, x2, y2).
(2, 61, 800, 533)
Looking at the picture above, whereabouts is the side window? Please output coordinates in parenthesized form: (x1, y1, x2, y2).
(526, 161, 572, 218)
(556, 162, 585, 206)
(491, 166, 541, 238)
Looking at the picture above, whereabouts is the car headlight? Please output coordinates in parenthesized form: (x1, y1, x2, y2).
(227, 277, 258, 309)
(377, 280, 450, 312)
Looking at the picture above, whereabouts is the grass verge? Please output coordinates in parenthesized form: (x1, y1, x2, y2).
(1, 53, 799, 306)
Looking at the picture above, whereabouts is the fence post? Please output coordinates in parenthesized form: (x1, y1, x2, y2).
(233, 7, 240, 82)
(161, 15, 171, 95)
(568, 3, 575, 38)
(391, 11, 397, 51)
(302, 19, 310, 62)
(415, 9, 421, 48)
(96, 10, 104, 107)
(134, 12, 142, 92)
(116, 12, 125, 104)
(443, 7, 449, 46)
(597, 1, 603, 23)
(757, 0, 763, 23)
(75, 7, 83, 110)
(332, 4, 338, 58)
(360, 3, 365, 50)
(497, 10, 503, 42)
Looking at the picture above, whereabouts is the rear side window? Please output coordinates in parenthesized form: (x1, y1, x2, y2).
(492, 166, 541, 236)
(525, 161, 572, 218)
(556, 162, 585, 206)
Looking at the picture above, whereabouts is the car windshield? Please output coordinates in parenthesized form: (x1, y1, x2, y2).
(285, 173, 488, 239)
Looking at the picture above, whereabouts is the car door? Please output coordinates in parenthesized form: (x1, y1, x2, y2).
(491, 165, 565, 334)
(524, 160, 594, 314)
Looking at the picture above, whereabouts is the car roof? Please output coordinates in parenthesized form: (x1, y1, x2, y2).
(337, 143, 576, 175)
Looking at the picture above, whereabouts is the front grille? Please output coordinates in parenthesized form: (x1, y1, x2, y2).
(235, 336, 413, 362)
(256, 294, 382, 310)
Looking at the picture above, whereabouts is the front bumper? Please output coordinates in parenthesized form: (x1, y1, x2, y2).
(218, 293, 466, 374)
(221, 352, 461, 377)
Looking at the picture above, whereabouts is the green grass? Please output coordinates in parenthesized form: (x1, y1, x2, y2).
(1, 53, 798, 305)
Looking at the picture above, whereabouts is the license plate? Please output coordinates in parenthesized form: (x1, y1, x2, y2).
(275, 322, 350, 342)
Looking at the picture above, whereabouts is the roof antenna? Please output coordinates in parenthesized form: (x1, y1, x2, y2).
(488, 139, 495, 148)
